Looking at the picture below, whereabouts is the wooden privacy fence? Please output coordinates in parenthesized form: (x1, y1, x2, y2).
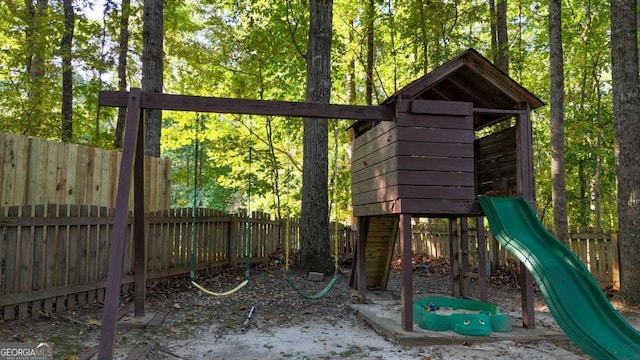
(408, 222, 620, 289)
(0, 132, 170, 211)
(0, 206, 354, 320)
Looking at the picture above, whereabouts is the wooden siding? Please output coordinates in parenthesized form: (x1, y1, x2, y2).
(475, 126, 518, 195)
(351, 120, 398, 215)
(393, 101, 475, 215)
(0, 132, 170, 211)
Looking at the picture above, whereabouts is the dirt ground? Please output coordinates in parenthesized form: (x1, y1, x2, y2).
(1, 256, 639, 359)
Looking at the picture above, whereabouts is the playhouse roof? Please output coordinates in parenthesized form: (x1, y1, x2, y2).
(382, 48, 545, 129)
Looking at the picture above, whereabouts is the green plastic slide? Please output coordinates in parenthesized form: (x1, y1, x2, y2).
(478, 196, 640, 360)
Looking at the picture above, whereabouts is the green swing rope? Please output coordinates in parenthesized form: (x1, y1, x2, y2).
(190, 115, 251, 296)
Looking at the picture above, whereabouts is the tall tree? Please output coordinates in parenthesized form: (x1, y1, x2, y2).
(60, 0, 74, 142)
(495, 0, 509, 73)
(611, 0, 640, 303)
(25, 0, 49, 133)
(142, 0, 163, 157)
(365, 0, 374, 105)
(300, 0, 334, 274)
(114, 0, 131, 149)
(549, 0, 568, 244)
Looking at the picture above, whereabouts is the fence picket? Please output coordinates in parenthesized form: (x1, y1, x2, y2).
(0, 205, 622, 319)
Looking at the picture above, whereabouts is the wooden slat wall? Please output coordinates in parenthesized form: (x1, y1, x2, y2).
(351, 121, 397, 216)
(364, 217, 398, 287)
(0, 132, 170, 211)
(475, 126, 518, 195)
(351, 100, 476, 216)
(394, 102, 475, 214)
(0, 208, 354, 319)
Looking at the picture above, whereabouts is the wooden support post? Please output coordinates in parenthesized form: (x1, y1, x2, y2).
(356, 216, 368, 297)
(399, 213, 413, 331)
(460, 218, 470, 297)
(476, 217, 488, 302)
(520, 263, 535, 328)
(516, 104, 536, 328)
(98, 89, 142, 360)
(133, 106, 146, 318)
(449, 218, 461, 297)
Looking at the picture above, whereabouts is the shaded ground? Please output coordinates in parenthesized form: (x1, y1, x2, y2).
(1, 256, 638, 359)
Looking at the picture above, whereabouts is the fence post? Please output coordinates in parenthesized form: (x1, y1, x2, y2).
(229, 214, 238, 268)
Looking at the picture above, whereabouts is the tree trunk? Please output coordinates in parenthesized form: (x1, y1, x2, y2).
(549, 0, 568, 244)
(60, 0, 75, 142)
(300, 0, 333, 275)
(60, 0, 73, 142)
(142, 0, 163, 157)
(495, 0, 509, 74)
(114, 0, 131, 149)
(365, 0, 374, 105)
(25, 0, 48, 133)
(611, 0, 640, 303)
(489, 0, 497, 64)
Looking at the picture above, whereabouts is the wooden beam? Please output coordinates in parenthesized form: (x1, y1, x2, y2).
(98, 89, 142, 360)
(356, 216, 369, 297)
(399, 213, 413, 331)
(98, 90, 395, 121)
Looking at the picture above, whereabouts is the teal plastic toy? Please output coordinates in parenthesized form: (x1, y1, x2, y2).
(413, 296, 512, 336)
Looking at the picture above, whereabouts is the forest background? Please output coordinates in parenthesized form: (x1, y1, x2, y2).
(0, 0, 616, 229)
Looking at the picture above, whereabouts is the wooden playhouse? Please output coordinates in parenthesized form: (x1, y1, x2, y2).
(349, 48, 545, 331)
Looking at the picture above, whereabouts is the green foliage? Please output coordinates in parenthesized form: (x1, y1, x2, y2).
(0, 0, 619, 228)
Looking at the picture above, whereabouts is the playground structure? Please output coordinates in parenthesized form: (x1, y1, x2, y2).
(349, 48, 543, 332)
(94, 48, 636, 360)
(95, 48, 542, 358)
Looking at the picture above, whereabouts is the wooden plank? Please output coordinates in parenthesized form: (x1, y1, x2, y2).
(66, 144, 78, 205)
(86, 206, 99, 305)
(74, 146, 88, 207)
(353, 157, 476, 185)
(98, 207, 110, 283)
(397, 141, 474, 158)
(398, 198, 479, 216)
(100, 150, 111, 207)
(56, 205, 72, 311)
(396, 113, 473, 130)
(396, 127, 474, 144)
(87, 148, 104, 206)
(3, 206, 19, 319)
(395, 171, 475, 187)
(475, 126, 516, 148)
(32, 205, 46, 292)
(353, 121, 396, 149)
(26, 138, 44, 205)
(55, 142, 69, 204)
(44, 141, 59, 205)
(0, 133, 8, 207)
(99, 90, 396, 121)
(409, 99, 473, 116)
(399, 156, 475, 172)
(353, 185, 475, 205)
(351, 138, 396, 167)
(18, 205, 32, 318)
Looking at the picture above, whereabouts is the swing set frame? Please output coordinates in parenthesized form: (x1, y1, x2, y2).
(96, 88, 392, 359)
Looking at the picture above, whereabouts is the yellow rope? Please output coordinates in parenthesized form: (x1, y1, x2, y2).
(191, 279, 248, 296)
